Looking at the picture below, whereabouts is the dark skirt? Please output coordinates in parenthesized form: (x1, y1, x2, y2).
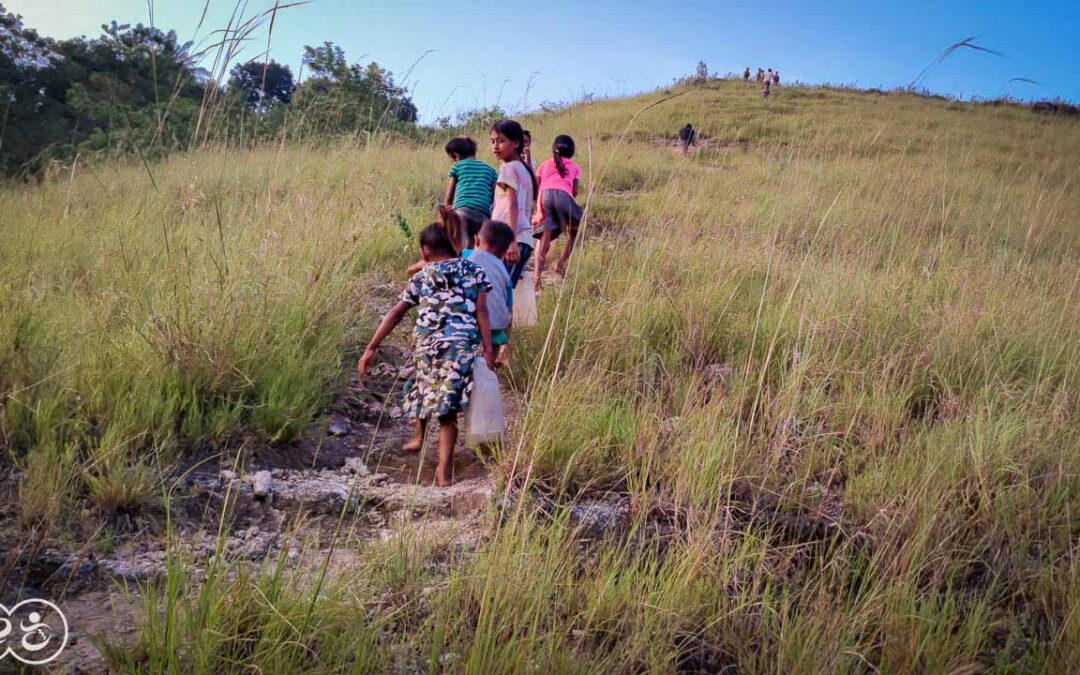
(533, 189, 583, 240)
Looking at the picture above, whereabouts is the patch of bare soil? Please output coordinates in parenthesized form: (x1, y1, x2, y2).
(654, 136, 753, 154)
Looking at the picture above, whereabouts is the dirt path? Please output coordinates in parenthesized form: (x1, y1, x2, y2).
(2, 332, 509, 671)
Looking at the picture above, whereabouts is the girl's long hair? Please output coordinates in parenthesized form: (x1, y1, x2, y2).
(491, 119, 538, 198)
(552, 135, 576, 178)
(435, 205, 464, 254)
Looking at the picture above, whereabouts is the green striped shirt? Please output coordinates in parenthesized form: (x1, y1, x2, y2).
(449, 159, 497, 215)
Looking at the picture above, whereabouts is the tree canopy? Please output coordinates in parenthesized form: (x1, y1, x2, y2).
(0, 5, 419, 176)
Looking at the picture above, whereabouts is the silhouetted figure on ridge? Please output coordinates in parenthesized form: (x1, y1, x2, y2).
(679, 123, 696, 154)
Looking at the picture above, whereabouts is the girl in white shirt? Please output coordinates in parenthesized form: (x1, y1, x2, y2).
(489, 119, 537, 288)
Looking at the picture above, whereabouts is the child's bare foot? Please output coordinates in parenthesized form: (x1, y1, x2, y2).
(403, 420, 425, 452)
(435, 467, 453, 487)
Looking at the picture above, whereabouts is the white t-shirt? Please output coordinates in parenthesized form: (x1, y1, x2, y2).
(492, 160, 535, 245)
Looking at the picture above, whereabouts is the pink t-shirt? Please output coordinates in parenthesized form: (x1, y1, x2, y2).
(536, 157, 580, 197)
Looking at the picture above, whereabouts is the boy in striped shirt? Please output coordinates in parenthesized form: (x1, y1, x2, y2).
(445, 137, 498, 250)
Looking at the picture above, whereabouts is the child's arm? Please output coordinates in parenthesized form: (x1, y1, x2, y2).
(358, 301, 411, 377)
(476, 292, 495, 369)
(572, 178, 580, 199)
(445, 176, 457, 207)
(405, 260, 426, 275)
(496, 326, 512, 368)
(500, 183, 521, 263)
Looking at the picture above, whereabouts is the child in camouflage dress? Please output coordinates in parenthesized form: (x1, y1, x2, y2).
(358, 224, 495, 486)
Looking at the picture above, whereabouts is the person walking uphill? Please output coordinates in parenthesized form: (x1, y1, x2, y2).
(445, 137, 498, 250)
(490, 119, 538, 288)
(532, 135, 584, 289)
(679, 123, 696, 154)
(358, 224, 495, 487)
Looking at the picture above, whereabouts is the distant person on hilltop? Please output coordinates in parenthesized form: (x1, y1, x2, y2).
(532, 134, 585, 289)
(444, 137, 497, 249)
(679, 123, 696, 154)
(762, 73, 772, 100)
(743, 66, 751, 81)
(773, 70, 780, 85)
(756, 68, 765, 83)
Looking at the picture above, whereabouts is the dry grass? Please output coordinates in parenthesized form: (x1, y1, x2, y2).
(2, 79, 1079, 672)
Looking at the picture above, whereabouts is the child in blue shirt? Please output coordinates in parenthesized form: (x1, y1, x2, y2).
(462, 220, 515, 366)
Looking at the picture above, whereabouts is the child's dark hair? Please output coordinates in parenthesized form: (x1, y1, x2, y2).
(445, 137, 477, 159)
(419, 223, 457, 258)
(552, 135, 576, 178)
(491, 119, 538, 198)
(478, 219, 515, 257)
(436, 205, 463, 255)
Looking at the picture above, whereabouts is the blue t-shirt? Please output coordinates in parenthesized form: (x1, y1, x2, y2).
(463, 248, 512, 330)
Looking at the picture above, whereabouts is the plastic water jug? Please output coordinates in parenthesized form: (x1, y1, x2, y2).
(465, 357, 504, 445)
(513, 272, 538, 327)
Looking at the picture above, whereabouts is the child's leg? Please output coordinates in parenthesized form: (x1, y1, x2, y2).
(403, 418, 426, 452)
(435, 413, 458, 486)
(555, 227, 578, 275)
(534, 229, 553, 289)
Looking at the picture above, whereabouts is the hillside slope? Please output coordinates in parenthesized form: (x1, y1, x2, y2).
(1, 79, 1078, 672)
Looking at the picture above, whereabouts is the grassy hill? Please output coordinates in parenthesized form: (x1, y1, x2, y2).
(1, 79, 1078, 671)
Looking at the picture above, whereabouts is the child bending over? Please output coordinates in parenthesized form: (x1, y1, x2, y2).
(359, 224, 495, 486)
(532, 134, 583, 289)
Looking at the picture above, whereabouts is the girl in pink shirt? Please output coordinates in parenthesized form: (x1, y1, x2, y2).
(531, 135, 584, 290)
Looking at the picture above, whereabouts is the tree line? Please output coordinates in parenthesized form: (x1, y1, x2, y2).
(0, 5, 418, 176)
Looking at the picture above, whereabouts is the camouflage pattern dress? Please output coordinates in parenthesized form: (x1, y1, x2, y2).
(400, 258, 492, 420)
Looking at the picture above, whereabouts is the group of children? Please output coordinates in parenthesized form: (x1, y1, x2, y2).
(743, 67, 781, 99)
(357, 119, 584, 486)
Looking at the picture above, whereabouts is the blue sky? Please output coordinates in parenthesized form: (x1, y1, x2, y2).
(10, 1, 1080, 121)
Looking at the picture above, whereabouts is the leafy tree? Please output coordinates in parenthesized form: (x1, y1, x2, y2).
(456, 105, 506, 130)
(228, 59, 295, 110)
(0, 11, 423, 174)
(58, 22, 205, 157)
(0, 5, 73, 173)
(695, 60, 709, 81)
(293, 41, 417, 136)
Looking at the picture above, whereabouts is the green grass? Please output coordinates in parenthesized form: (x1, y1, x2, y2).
(2, 79, 1079, 671)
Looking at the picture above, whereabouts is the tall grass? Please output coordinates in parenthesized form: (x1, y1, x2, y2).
(2, 79, 1078, 670)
